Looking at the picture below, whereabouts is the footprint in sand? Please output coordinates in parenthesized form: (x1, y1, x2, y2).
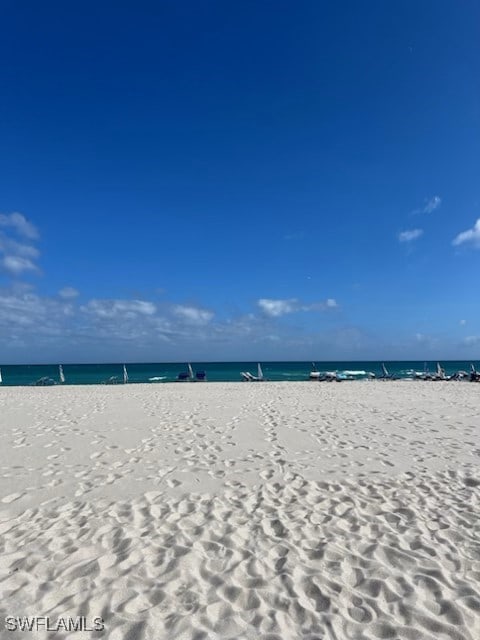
(2, 492, 25, 504)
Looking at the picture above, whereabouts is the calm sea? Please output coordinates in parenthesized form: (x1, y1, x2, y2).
(0, 361, 477, 387)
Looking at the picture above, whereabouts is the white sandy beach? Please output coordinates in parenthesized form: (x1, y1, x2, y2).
(0, 381, 479, 639)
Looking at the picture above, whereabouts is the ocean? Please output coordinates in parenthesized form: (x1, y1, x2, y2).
(0, 361, 477, 386)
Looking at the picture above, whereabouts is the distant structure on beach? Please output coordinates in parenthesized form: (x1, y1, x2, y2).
(2, 360, 480, 387)
(177, 363, 207, 381)
(33, 377, 56, 386)
(471, 364, 480, 382)
(241, 363, 265, 381)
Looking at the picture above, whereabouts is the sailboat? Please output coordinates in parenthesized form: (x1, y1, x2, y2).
(470, 364, 480, 382)
(240, 363, 265, 381)
(177, 363, 194, 381)
(123, 364, 129, 384)
(414, 362, 447, 381)
(0, 367, 2, 384)
(176, 363, 207, 381)
(379, 363, 397, 380)
(309, 362, 321, 380)
(59, 364, 65, 384)
(434, 362, 448, 380)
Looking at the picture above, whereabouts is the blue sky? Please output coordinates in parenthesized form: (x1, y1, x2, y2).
(1, 0, 479, 363)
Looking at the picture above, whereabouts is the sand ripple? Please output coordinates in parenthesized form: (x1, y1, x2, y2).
(1, 383, 479, 638)
(1, 469, 479, 639)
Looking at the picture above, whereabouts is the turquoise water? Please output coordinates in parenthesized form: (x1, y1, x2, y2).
(0, 361, 477, 386)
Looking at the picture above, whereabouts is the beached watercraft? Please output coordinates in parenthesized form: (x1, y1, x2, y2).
(33, 377, 56, 386)
(379, 363, 398, 380)
(177, 364, 207, 381)
(177, 363, 194, 381)
(414, 362, 450, 381)
(433, 362, 450, 381)
(309, 363, 321, 379)
(241, 363, 265, 381)
(451, 370, 469, 381)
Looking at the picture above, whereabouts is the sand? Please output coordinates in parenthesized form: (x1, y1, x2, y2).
(0, 381, 479, 639)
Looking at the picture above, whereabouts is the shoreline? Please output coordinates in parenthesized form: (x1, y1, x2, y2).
(1, 377, 478, 389)
(1, 359, 478, 388)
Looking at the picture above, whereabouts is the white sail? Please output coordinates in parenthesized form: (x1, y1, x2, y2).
(123, 364, 129, 384)
(381, 363, 389, 377)
(188, 363, 194, 379)
(257, 363, 263, 380)
(0, 367, 2, 384)
(309, 362, 321, 379)
(59, 364, 65, 384)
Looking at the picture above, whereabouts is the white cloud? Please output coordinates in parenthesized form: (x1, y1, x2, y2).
(0, 213, 40, 277)
(452, 218, 480, 248)
(399, 228, 423, 243)
(258, 298, 298, 317)
(173, 305, 214, 325)
(0, 288, 219, 359)
(0, 212, 39, 239)
(0, 290, 73, 335)
(3, 280, 474, 362)
(258, 297, 339, 316)
(304, 299, 339, 312)
(0, 235, 39, 259)
(0, 291, 174, 354)
(1, 255, 38, 275)
(423, 196, 441, 213)
(81, 299, 157, 318)
(460, 319, 466, 326)
(59, 287, 79, 299)
(412, 196, 441, 215)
